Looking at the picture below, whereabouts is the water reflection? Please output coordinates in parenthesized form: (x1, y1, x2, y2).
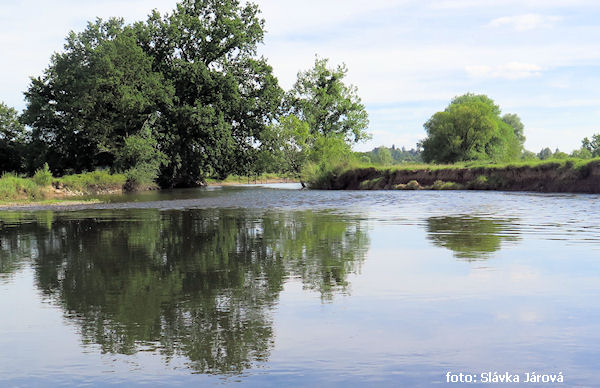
(426, 216, 520, 260)
(0, 212, 55, 280)
(0, 209, 369, 374)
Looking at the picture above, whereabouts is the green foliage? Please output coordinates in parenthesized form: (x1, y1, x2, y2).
(261, 113, 358, 187)
(0, 168, 126, 203)
(571, 147, 593, 159)
(372, 146, 393, 165)
(32, 163, 53, 186)
(0, 102, 27, 174)
(0, 173, 44, 200)
(501, 113, 525, 145)
(114, 127, 167, 190)
(260, 115, 311, 179)
(420, 93, 522, 163)
(23, 1, 283, 187)
(22, 19, 173, 174)
(582, 133, 600, 157)
(553, 149, 568, 159)
(58, 170, 126, 192)
(521, 150, 538, 160)
(141, 0, 282, 186)
(357, 145, 422, 165)
(286, 57, 370, 143)
(538, 147, 553, 160)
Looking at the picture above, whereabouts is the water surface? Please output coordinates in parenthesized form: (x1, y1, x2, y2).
(1, 185, 599, 387)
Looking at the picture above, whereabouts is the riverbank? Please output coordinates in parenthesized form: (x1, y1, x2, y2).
(0, 171, 297, 209)
(309, 159, 600, 193)
(0, 170, 126, 205)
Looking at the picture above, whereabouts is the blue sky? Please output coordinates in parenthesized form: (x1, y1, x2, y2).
(1, 0, 599, 152)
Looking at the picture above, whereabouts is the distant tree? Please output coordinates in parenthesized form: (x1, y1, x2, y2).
(0, 102, 27, 174)
(420, 93, 521, 163)
(521, 150, 538, 160)
(571, 147, 592, 159)
(538, 147, 553, 160)
(553, 148, 568, 159)
(286, 57, 370, 143)
(582, 133, 600, 157)
(501, 113, 525, 146)
(373, 146, 393, 165)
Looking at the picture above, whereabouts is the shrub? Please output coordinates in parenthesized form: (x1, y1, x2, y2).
(123, 166, 159, 192)
(32, 163, 52, 186)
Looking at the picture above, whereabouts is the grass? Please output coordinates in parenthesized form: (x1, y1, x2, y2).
(0, 173, 46, 201)
(0, 198, 102, 208)
(0, 169, 126, 203)
(57, 170, 126, 192)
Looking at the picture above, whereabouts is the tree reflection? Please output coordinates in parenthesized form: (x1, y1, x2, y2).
(0, 211, 54, 280)
(426, 216, 519, 261)
(1, 209, 368, 374)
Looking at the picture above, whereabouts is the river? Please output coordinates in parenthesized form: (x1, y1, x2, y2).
(1, 184, 599, 387)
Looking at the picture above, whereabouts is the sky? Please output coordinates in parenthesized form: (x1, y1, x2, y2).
(1, 0, 600, 153)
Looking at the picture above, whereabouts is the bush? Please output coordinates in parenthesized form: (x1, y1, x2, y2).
(123, 166, 159, 192)
(32, 163, 52, 186)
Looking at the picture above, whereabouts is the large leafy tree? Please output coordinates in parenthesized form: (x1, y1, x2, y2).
(22, 19, 172, 174)
(137, 0, 282, 186)
(286, 57, 369, 143)
(420, 93, 522, 163)
(0, 102, 27, 173)
(23, 0, 282, 187)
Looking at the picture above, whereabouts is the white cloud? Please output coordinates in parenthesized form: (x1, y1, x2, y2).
(257, 0, 407, 37)
(466, 62, 543, 80)
(431, 0, 598, 9)
(488, 14, 561, 31)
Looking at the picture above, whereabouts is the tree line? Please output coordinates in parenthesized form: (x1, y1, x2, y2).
(0, 0, 369, 188)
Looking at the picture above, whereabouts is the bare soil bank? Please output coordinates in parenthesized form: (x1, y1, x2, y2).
(314, 161, 600, 193)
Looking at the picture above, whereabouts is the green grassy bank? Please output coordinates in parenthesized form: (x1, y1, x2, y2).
(0, 169, 126, 205)
(308, 158, 600, 193)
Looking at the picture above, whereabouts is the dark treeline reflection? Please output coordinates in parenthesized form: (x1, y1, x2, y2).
(426, 216, 520, 260)
(0, 209, 369, 374)
(0, 211, 55, 279)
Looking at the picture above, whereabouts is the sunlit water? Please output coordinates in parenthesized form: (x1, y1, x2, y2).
(1, 184, 599, 387)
